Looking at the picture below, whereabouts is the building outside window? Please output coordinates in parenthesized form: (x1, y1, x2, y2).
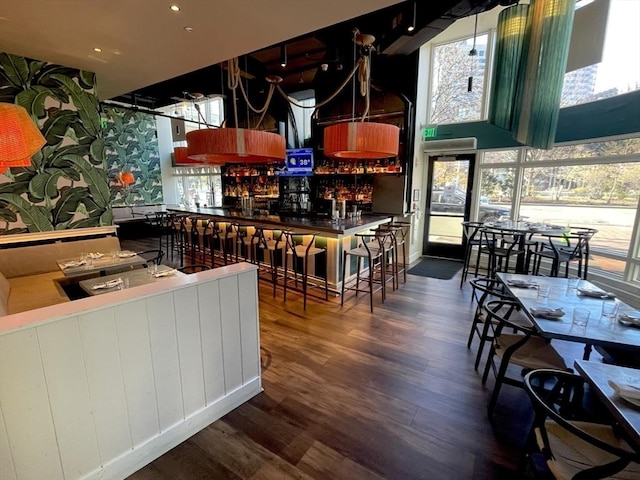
(173, 166, 223, 208)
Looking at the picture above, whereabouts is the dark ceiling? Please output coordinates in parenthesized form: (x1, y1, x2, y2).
(111, 0, 503, 110)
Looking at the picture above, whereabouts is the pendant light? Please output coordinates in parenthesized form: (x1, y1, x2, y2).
(0, 103, 46, 174)
(323, 32, 400, 160)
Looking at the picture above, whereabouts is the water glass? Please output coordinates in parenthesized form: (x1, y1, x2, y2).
(572, 307, 591, 327)
(147, 263, 158, 276)
(567, 276, 579, 290)
(601, 299, 619, 319)
(537, 283, 550, 300)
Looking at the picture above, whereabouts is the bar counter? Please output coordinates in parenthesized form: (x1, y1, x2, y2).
(166, 205, 393, 291)
(166, 205, 391, 238)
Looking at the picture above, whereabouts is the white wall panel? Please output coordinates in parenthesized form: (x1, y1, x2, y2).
(0, 330, 64, 480)
(114, 301, 160, 446)
(218, 276, 243, 391)
(38, 318, 100, 478)
(0, 264, 260, 480)
(80, 309, 132, 464)
(173, 286, 206, 416)
(146, 293, 184, 430)
(238, 271, 260, 384)
(197, 280, 226, 403)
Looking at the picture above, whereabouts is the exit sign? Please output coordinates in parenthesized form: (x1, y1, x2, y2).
(422, 125, 438, 140)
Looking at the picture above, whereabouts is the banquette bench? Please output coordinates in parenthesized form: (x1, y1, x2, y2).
(0, 228, 121, 316)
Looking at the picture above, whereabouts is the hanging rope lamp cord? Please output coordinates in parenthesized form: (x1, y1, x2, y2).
(227, 56, 276, 130)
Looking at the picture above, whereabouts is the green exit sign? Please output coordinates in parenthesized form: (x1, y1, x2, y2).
(422, 125, 438, 140)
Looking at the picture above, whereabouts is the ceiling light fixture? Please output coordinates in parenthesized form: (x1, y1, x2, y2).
(0, 103, 46, 174)
(323, 32, 399, 159)
(93, 47, 102, 53)
(407, 1, 416, 32)
(183, 26, 193, 32)
(186, 58, 285, 164)
(170, 5, 180, 12)
(280, 45, 287, 68)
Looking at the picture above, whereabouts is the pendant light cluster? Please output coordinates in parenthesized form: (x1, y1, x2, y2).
(0, 103, 46, 174)
(488, 0, 575, 150)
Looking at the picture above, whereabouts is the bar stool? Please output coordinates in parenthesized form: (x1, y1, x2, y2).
(216, 222, 239, 265)
(478, 227, 527, 278)
(234, 223, 258, 263)
(389, 221, 410, 284)
(255, 228, 287, 297)
(204, 219, 224, 268)
(341, 230, 393, 312)
(373, 224, 400, 291)
(460, 221, 486, 288)
(283, 231, 328, 310)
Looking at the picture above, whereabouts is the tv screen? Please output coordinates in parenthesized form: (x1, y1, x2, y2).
(277, 148, 314, 176)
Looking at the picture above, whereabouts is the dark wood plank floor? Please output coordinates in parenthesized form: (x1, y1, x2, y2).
(123, 235, 589, 480)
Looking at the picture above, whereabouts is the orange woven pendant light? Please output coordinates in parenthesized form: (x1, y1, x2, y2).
(324, 122, 399, 159)
(0, 102, 46, 172)
(173, 146, 203, 165)
(187, 128, 285, 164)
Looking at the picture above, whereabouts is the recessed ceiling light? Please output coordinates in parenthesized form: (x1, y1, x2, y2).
(183, 26, 193, 32)
(170, 5, 180, 12)
(93, 47, 102, 53)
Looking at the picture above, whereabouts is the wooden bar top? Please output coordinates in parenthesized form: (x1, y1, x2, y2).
(166, 205, 392, 237)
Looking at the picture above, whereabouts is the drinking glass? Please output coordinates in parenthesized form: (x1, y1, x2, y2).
(601, 299, 619, 319)
(537, 283, 550, 300)
(572, 307, 590, 327)
(567, 276, 579, 290)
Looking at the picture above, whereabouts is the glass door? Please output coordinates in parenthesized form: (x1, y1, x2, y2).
(423, 154, 476, 259)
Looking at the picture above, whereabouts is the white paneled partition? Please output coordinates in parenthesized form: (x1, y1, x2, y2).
(0, 263, 261, 480)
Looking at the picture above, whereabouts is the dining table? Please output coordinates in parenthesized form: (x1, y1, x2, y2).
(497, 273, 640, 361)
(79, 264, 185, 296)
(57, 250, 147, 278)
(574, 360, 640, 453)
(483, 221, 568, 273)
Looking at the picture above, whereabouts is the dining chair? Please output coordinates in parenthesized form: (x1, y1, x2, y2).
(177, 264, 211, 274)
(530, 227, 597, 280)
(460, 221, 486, 288)
(524, 369, 640, 480)
(467, 277, 528, 371)
(139, 249, 164, 266)
(478, 227, 528, 278)
(481, 300, 568, 418)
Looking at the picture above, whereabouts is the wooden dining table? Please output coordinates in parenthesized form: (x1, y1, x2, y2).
(497, 273, 640, 360)
(574, 360, 640, 453)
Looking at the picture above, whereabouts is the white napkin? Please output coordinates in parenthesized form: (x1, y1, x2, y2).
(577, 287, 616, 299)
(153, 269, 177, 278)
(618, 313, 640, 327)
(91, 278, 123, 290)
(507, 279, 538, 288)
(608, 380, 640, 407)
(61, 260, 86, 268)
(88, 252, 104, 259)
(530, 307, 565, 319)
(117, 251, 136, 258)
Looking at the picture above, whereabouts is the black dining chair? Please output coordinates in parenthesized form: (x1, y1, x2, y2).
(530, 227, 597, 279)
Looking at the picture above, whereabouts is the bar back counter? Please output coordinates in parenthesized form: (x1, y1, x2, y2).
(0, 261, 261, 480)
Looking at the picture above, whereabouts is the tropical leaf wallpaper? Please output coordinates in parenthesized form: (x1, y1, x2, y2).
(103, 105, 163, 206)
(0, 53, 164, 234)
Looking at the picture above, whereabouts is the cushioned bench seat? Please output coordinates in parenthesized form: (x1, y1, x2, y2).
(1, 272, 70, 315)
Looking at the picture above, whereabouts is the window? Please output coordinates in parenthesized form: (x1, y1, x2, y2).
(477, 137, 640, 283)
(173, 166, 222, 208)
(156, 96, 224, 126)
(560, 0, 640, 107)
(429, 34, 489, 124)
(288, 90, 315, 147)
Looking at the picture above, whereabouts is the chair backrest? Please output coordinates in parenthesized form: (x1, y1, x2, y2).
(178, 264, 211, 274)
(139, 249, 164, 265)
(484, 299, 534, 335)
(462, 221, 484, 243)
(470, 277, 513, 310)
(524, 369, 639, 477)
(481, 227, 525, 253)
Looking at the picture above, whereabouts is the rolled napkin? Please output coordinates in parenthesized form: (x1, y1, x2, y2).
(507, 279, 538, 288)
(577, 287, 616, 299)
(153, 269, 177, 278)
(530, 307, 565, 319)
(618, 312, 640, 327)
(88, 252, 104, 259)
(91, 278, 123, 290)
(61, 259, 87, 268)
(117, 250, 136, 258)
(608, 380, 640, 407)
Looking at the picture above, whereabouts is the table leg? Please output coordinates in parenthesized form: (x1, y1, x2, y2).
(582, 344, 592, 361)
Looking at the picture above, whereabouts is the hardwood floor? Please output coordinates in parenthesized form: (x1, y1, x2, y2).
(122, 235, 588, 480)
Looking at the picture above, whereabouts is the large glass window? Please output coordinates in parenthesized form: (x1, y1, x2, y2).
(429, 34, 489, 124)
(173, 166, 222, 208)
(560, 0, 640, 107)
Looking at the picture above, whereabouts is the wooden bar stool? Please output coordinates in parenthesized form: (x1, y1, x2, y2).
(341, 230, 393, 312)
(283, 231, 328, 310)
(255, 228, 287, 297)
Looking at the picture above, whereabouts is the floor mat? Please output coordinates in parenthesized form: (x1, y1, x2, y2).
(407, 257, 462, 280)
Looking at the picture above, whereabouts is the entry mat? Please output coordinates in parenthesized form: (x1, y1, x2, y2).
(407, 257, 463, 280)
